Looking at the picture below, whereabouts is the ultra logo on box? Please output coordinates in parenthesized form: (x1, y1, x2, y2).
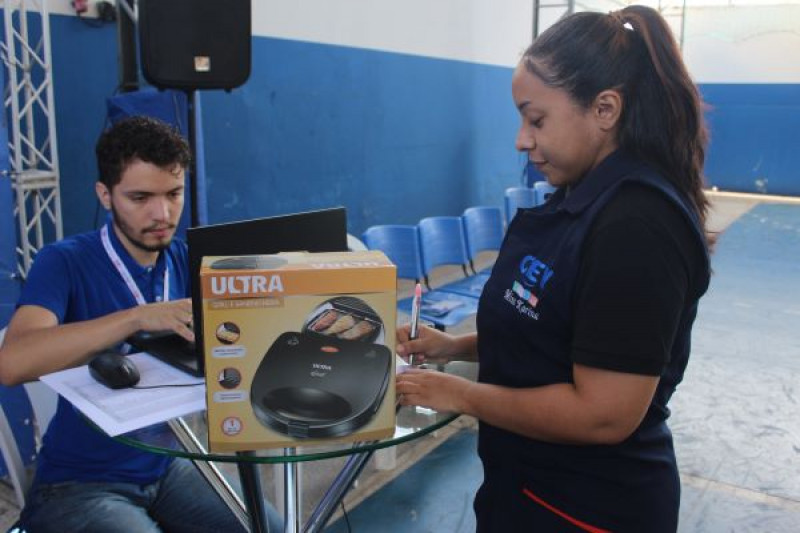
(200, 251, 397, 452)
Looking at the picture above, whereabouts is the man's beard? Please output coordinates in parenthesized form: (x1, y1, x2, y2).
(111, 204, 174, 254)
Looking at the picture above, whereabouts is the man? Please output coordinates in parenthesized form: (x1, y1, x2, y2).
(0, 116, 275, 532)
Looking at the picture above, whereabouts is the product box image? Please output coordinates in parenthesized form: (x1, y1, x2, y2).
(200, 251, 397, 452)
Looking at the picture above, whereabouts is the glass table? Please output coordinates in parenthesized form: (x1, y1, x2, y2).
(111, 404, 460, 533)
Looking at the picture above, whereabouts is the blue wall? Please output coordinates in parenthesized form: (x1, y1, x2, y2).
(700, 84, 800, 197)
(200, 36, 520, 233)
(48, 17, 521, 238)
(49, 17, 119, 236)
(34, 15, 800, 241)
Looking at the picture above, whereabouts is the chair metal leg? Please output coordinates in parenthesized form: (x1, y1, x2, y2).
(0, 402, 31, 508)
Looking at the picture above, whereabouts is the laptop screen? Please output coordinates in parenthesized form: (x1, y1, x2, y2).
(183, 207, 348, 375)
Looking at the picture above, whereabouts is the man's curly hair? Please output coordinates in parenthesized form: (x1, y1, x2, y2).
(96, 116, 191, 189)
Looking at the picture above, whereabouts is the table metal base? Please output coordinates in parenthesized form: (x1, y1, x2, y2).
(233, 447, 376, 533)
(236, 451, 270, 532)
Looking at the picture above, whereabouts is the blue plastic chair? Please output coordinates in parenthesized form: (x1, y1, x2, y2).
(457, 206, 504, 297)
(0, 385, 36, 509)
(416, 217, 472, 284)
(504, 186, 536, 223)
(362, 225, 425, 282)
(533, 181, 557, 205)
(416, 216, 489, 299)
(461, 206, 504, 274)
(362, 225, 477, 330)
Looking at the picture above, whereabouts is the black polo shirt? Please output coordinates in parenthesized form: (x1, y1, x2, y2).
(572, 182, 707, 377)
(474, 150, 710, 532)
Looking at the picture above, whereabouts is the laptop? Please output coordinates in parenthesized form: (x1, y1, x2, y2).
(127, 207, 349, 376)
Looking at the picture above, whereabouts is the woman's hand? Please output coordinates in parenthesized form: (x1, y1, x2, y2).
(396, 324, 460, 366)
(396, 368, 474, 413)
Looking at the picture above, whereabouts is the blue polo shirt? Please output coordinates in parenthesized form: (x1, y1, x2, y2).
(19, 218, 190, 485)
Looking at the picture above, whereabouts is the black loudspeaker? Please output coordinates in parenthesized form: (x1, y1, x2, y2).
(138, 0, 251, 91)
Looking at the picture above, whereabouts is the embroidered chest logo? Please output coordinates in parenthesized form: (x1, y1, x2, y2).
(503, 255, 554, 320)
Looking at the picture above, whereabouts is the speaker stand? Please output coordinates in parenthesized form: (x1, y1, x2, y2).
(186, 90, 200, 228)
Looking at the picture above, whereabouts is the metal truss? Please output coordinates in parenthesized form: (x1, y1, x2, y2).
(1, 0, 62, 278)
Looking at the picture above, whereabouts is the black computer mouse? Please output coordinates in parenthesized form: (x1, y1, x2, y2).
(88, 350, 140, 389)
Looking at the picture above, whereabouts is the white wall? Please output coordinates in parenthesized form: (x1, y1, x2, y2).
(684, 5, 800, 83)
(253, 0, 533, 67)
(45, 0, 536, 67)
(48, 1, 800, 81)
(252, 1, 800, 81)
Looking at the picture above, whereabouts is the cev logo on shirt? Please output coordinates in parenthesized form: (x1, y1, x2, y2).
(519, 255, 554, 290)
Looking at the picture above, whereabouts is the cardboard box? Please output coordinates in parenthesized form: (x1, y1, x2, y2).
(200, 251, 397, 452)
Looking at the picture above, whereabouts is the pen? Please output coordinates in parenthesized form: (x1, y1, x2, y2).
(408, 282, 422, 366)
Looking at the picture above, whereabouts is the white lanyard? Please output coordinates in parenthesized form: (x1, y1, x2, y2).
(101, 224, 169, 305)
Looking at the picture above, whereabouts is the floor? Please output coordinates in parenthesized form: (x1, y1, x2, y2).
(324, 193, 800, 532)
(3, 192, 800, 532)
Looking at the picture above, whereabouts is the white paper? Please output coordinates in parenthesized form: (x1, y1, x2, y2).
(395, 354, 410, 374)
(40, 352, 206, 437)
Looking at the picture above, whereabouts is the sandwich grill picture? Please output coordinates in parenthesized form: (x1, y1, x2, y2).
(250, 297, 391, 439)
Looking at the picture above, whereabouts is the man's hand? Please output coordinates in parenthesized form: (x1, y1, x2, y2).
(0, 298, 195, 385)
(130, 298, 195, 342)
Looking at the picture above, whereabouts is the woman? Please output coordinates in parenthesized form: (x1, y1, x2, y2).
(396, 6, 711, 532)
